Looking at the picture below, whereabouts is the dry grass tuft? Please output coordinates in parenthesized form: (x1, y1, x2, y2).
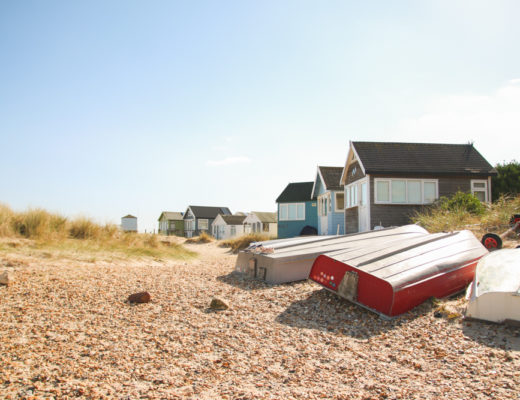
(185, 231, 214, 244)
(220, 232, 275, 253)
(0, 203, 195, 260)
(413, 194, 520, 240)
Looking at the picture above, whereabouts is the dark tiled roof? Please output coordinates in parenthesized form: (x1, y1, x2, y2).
(353, 142, 497, 176)
(318, 166, 344, 190)
(188, 206, 232, 219)
(276, 182, 315, 203)
(220, 215, 246, 225)
(158, 211, 183, 221)
(252, 211, 277, 223)
(122, 214, 137, 219)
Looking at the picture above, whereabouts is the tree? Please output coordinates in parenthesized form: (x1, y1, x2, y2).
(492, 161, 520, 201)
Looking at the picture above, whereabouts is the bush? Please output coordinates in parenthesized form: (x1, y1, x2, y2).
(438, 191, 486, 216)
(492, 160, 520, 201)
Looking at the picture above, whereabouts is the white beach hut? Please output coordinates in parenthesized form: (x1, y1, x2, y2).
(121, 215, 138, 232)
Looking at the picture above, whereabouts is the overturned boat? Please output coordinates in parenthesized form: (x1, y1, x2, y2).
(465, 249, 520, 324)
(234, 225, 429, 284)
(309, 230, 488, 318)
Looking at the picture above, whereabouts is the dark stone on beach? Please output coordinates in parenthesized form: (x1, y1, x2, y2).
(127, 291, 151, 304)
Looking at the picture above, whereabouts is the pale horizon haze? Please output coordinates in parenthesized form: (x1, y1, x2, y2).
(1, 1, 519, 232)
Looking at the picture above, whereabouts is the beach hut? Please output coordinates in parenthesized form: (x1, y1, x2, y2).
(121, 215, 137, 232)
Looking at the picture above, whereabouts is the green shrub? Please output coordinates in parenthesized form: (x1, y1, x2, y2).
(438, 191, 486, 215)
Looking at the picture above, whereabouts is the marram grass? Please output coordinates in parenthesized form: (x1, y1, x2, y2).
(0, 203, 195, 260)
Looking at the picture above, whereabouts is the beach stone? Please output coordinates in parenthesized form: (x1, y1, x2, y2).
(209, 297, 229, 310)
(0, 271, 11, 286)
(127, 291, 151, 304)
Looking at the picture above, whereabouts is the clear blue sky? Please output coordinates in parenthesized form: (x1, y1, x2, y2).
(1, 1, 519, 232)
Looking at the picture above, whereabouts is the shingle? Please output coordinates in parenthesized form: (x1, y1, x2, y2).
(251, 212, 277, 223)
(188, 206, 232, 218)
(318, 166, 344, 190)
(276, 182, 315, 202)
(353, 142, 497, 176)
(220, 215, 246, 225)
(158, 212, 183, 221)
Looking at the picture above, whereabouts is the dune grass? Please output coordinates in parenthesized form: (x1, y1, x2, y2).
(220, 232, 275, 253)
(0, 203, 195, 261)
(184, 231, 214, 244)
(412, 194, 520, 238)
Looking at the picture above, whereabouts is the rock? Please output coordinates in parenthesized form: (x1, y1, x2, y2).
(127, 291, 151, 304)
(0, 271, 11, 286)
(209, 297, 229, 310)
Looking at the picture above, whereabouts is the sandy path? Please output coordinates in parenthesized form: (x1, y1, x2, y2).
(1, 241, 519, 399)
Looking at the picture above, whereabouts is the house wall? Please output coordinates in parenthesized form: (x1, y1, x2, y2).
(277, 201, 318, 239)
(158, 218, 184, 236)
(329, 192, 345, 235)
(170, 220, 184, 236)
(316, 178, 344, 235)
(183, 210, 214, 237)
(345, 161, 366, 185)
(367, 174, 490, 230)
(183, 210, 195, 237)
(212, 221, 244, 240)
(345, 207, 359, 234)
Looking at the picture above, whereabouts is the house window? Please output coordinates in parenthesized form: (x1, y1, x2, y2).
(375, 179, 438, 204)
(263, 223, 269, 232)
(471, 180, 488, 202)
(376, 181, 390, 202)
(335, 192, 344, 212)
(279, 203, 305, 221)
(198, 219, 209, 230)
(345, 184, 359, 208)
(230, 225, 236, 236)
(361, 182, 367, 205)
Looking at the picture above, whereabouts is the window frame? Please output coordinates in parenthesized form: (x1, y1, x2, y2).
(471, 179, 489, 203)
(374, 178, 439, 205)
(279, 203, 306, 221)
(334, 192, 344, 212)
(198, 219, 209, 230)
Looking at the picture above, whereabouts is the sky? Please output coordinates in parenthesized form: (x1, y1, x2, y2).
(1, 0, 519, 232)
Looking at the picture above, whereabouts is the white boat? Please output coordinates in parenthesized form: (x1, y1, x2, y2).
(465, 249, 520, 324)
(234, 225, 429, 284)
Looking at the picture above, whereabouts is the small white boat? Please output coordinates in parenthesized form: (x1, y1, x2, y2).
(465, 249, 520, 324)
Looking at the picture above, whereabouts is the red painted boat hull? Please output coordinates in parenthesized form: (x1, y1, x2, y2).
(309, 230, 487, 317)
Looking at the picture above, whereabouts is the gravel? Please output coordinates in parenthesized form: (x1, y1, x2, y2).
(1, 241, 519, 399)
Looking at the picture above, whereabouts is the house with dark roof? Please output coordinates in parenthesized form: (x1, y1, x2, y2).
(243, 211, 277, 236)
(311, 166, 345, 235)
(275, 182, 318, 239)
(212, 214, 246, 240)
(157, 211, 184, 236)
(341, 141, 497, 233)
(183, 206, 232, 238)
